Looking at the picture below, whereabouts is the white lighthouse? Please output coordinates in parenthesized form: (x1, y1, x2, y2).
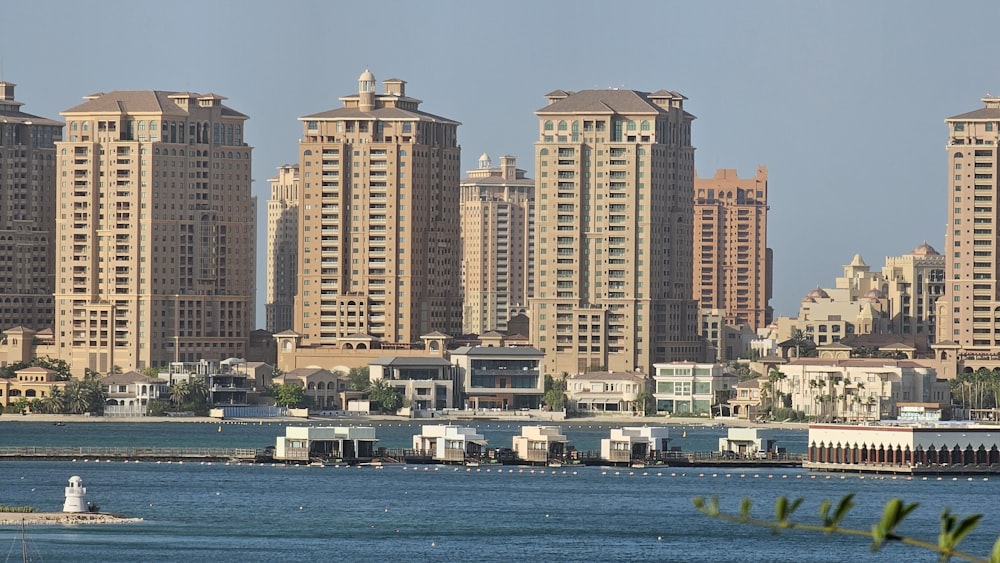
(62, 475, 87, 513)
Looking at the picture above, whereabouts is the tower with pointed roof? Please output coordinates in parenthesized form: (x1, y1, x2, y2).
(55, 90, 255, 376)
(530, 87, 707, 375)
(294, 71, 462, 346)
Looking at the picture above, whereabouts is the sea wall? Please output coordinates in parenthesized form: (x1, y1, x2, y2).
(0, 512, 142, 526)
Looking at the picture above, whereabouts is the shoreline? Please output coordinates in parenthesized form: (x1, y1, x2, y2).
(0, 413, 809, 430)
(0, 512, 142, 526)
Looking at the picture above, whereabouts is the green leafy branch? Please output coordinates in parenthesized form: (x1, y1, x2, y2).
(692, 494, 1000, 563)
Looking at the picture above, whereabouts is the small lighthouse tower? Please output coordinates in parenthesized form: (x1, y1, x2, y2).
(62, 475, 87, 513)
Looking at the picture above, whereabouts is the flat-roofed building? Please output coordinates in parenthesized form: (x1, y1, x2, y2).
(694, 167, 772, 331)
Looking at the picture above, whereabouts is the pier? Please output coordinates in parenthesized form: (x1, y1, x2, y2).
(0, 446, 265, 462)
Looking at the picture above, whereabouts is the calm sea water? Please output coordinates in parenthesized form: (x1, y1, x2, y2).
(2, 421, 999, 562)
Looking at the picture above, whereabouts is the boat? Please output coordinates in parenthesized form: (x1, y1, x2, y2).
(5, 519, 39, 563)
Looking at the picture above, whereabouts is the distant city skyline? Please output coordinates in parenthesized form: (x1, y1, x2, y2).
(4, 0, 1000, 328)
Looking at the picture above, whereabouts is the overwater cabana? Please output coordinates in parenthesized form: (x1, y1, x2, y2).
(274, 426, 378, 463)
(805, 423, 1000, 474)
(600, 427, 670, 464)
(412, 425, 487, 463)
(512, 425, 568, 464)
(719, 428, 777, 458)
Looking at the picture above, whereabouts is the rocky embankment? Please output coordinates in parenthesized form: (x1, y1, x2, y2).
(0, 512, 142, 525)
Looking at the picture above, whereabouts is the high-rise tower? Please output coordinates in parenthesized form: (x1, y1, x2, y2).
(530, 88, 706, 375)
(939, 98, 1000, 351)
(294, 71, 462, 345)
(266, 164, 299, 333)
(0, 82, 61, 330)
(459, 154, 533, 335)
(55, 91, 255, 375)
(693, 167, 772, 331)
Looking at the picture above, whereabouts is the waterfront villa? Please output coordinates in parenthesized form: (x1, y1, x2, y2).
(274, 367, 345, 409)
(0, 366, 67, 408)
(368, 356, 456, 411)
(512, 425, 568, 464)
(805, 423, 1000, 474)
(718, 428, 777, 458)
(412, 425, 487, 463)
(273, 426, 378, 463)
(653, 362, 738, 416)
(600, 427, 670, 464)
(565, 371, 647, 413)
(99, 371, 168, 416)
(449, 345, 545, 410)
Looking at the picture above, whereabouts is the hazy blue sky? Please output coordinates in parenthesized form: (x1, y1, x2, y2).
(3, 0, 997, 329)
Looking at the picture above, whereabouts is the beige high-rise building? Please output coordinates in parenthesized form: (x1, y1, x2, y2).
(55, 91, 255, 376)
(294, 71, 462, 346)
(460, 153, 533, 335)
(0, 82, 61, 330)
(939, 98, 1000, 352)
(693, 167, 772, 331)
(266, 164, 299, 333)
(530, 88, 706, 376)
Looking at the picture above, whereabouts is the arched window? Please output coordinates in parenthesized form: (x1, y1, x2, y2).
(539, 148, 549, 156)
(544, 120, 554, 131)
(150, 121, 158, 131)
(82, 122, 89, 131)
(627, 121, 636, 131)
(640, 120, 650, 131)
(70, 122, 78, 131)
(557, 120, 567, 131)
(954, 152, 964, 158)
(138, 121, 146, 131)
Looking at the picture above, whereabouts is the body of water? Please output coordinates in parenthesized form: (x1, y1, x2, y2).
(1, 421, 998, 562)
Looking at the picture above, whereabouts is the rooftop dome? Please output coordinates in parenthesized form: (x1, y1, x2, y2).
(806, 286, 829, 299)
(359, 69, 375, 82)
(911, 241, 940, 256)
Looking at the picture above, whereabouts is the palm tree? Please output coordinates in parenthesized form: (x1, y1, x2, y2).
(170, 381, 191, 407)
(41, 386, 66, 414)
(187, 377, 210, 405)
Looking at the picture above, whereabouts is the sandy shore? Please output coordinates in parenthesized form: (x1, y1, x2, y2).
(1, 412, 808, 430)
(0, 512, 142, 526)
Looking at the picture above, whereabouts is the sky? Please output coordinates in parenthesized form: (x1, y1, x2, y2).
(3, 0, 998, 329)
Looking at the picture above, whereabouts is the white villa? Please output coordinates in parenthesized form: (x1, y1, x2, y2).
(512, 426, 568, 464)
(412, 424, 487, 462)
(653, 362, 737, 416)
(273, 426, 378, 462)
(600, 427, 670, 464)
(719, 428, 777, 458)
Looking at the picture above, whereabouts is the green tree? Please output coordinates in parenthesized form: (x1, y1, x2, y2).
(634, 391, 654, 416)
(40, 386, 66, 414)
(346, 367, 371, 391)
(542, 373, 568, 411)
(169, 381, 191, 407)
(273, 383, 307, 408)
(140, 365, 163, 378)
(366, 378, 402, 414)
(63, 377, 105, 414)
(30, 357, 72, 381)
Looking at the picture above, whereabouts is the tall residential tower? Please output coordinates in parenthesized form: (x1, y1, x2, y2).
(460, 154, 533, 335)
(266, 163, 299, 333)
(530, 88, 706, 376)
(0, 82, 61, 330)
(294, 71, 462, 346)
(939, 97, 1000, 352)
(693, 167, 772, 331)
(55, 91, 255, 376)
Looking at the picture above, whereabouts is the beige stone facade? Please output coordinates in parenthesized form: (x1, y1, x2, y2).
(266, 164, 299, 332)
(530, 88, 705, 376)
(939, 98, 1000, 363)
(0, 82, 61, 331)
(55, 91, 255, 376)
(693, 167, 772, 331)
(773, 246, 944, 346)
(459, 154, 533, 334)
(294, 70, 462, 348)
